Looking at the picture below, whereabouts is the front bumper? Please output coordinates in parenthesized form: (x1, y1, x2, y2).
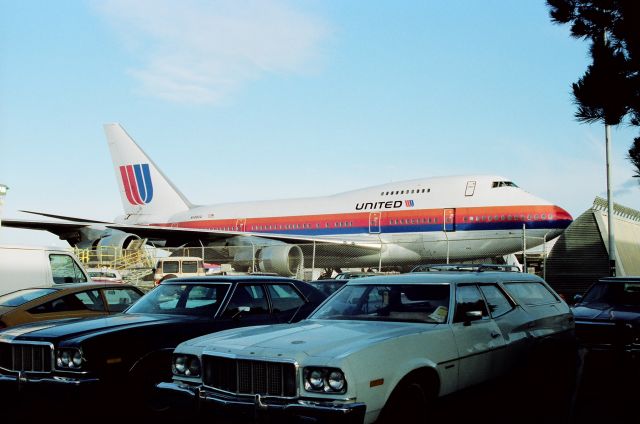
(157, 381, 367, 424)
(575, 320, 639, 359)
(0, 371, 100, 396)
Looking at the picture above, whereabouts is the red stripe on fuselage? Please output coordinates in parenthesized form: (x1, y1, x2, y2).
(149, 205, 572, 232)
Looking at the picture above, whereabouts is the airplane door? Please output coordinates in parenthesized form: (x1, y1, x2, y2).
(369, 212, 381, 234)
(444, 208, 455, 232)
(465, 181, 476, 196)
(235, 218, 246, 232)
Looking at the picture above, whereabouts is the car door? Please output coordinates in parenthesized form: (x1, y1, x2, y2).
(101, 287, 143, 313)
(451, 284, 506, 390)
(477, 283, 529, 373)
(219, 283, 273, 326)
(266, 283, 309, 323)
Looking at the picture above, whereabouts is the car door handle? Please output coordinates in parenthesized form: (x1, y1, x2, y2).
(490, 331, 501, 338)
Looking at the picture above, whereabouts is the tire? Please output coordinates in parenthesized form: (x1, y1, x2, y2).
(127, 355, 175, 421)
(378, 378, 429, 424)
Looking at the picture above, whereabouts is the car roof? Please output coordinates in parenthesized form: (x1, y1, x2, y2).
(156, 256, 203, 261)
(160, 275, 302, 284)
(23, 282, 138, 291)
(598, 276, 640, 283)
(346, 271, 544, 285)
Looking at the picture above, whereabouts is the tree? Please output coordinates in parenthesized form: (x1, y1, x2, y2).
(547, 0, 640, 178)
(629, 138, 640, 178)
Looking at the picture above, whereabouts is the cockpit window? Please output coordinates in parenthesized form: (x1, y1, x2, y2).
(492, 181, 518, 188)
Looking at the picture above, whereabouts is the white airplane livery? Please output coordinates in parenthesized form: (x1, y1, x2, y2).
(3, 123, 573, 276)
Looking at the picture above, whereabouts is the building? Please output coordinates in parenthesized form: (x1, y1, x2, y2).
(545, 196, 640, 298)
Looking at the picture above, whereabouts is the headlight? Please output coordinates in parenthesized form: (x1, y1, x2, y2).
(56, 348, 84, 370)
(328, 370, 345, 391)
(304, 367, 347, 394)
(172, 354, 201, 378)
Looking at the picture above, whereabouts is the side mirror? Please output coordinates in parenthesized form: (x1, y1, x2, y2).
(463, 310, 483, 326)
(232, 306, 250, 319)
(573, 294, 583, 304)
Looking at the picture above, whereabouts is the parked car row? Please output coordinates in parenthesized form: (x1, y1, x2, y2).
(0, 271, 637, 423)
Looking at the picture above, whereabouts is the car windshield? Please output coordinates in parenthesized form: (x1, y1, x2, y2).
(126, 283, 230, 316)
(310, 284, 450, 323)
(0, 288, 58, 307)
(581, 282, 640, 307)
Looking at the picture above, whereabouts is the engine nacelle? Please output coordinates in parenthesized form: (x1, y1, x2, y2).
(257, 245, 303, 276)
(95, 230, 141, 262)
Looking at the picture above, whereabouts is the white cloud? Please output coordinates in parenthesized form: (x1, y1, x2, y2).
(95, 0, 330, 104)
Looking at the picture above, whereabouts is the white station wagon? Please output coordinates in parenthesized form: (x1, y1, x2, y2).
(158, 270, 575, 424)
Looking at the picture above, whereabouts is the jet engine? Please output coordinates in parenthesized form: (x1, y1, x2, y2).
(94, 230, 141, 262)
(233, 244, 303, 276)
(257, 245, 304, 276)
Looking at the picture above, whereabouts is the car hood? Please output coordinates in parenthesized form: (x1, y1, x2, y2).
(188, 319, 440, 359)
(0, 313, 191, 342)
(572, 304, 640, 323)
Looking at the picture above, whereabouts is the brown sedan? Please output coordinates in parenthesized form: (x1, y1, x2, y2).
(0, 283, 144, 329)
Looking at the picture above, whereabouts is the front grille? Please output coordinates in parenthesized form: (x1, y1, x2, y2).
(0, 342, 53, 373)
(203, 355, 296, 397)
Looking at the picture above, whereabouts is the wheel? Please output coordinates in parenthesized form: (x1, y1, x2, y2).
(378, 379, 429, 424)
(126, 354, 176, 420)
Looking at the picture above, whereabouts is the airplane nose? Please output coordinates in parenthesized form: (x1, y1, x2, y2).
(551, 205, 573, 231)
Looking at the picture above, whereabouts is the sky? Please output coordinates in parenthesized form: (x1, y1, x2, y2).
(1, 0, 638, 247)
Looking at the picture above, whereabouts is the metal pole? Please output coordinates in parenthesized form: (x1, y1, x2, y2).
(311, 241, 316, 280)
(543, 232, 548, 281)
(0, 184, 8, 227)
(604, 31, 616, 277)
(605, 117, 617, 276)
(252, 241, 256, 273)
(522, 224, 527, 273)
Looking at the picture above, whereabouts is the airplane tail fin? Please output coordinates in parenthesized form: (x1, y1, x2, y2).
(103, 123, 192, 222)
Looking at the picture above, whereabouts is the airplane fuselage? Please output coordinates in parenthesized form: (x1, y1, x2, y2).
(124, 175, 571, 266)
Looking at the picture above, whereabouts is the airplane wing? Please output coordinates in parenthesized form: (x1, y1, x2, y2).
(2, 218, 97, 235)
(2, 217, 381, 256)
(104, 223, 383, 254)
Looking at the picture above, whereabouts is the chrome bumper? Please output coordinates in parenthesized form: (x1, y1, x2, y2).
(0, 372, 100, 393)
(157, 381, 367, 424)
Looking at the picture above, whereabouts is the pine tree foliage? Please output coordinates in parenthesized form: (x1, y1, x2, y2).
(547, 0, 640, 178)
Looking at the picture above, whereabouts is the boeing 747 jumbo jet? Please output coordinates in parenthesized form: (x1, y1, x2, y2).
(3, 124, 572, 276)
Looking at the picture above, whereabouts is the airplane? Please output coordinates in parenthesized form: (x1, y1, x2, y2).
(2, 123, 573, 276)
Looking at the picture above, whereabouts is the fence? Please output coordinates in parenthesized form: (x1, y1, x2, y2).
(74, 228, 557, 284)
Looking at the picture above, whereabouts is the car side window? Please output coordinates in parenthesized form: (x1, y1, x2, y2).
(50, 254, 88, 284)
(74, 290, 106, 311)
(503, 282, 558, 306)
(29, 290, 102, 314)
(479, 285, 513, 317)
(453, 285, 489, 323)
(268, 284, 305, 314)
(222, 285, 269, 318)
(103, 288, 142, 313)
(162, 261, 179, 273)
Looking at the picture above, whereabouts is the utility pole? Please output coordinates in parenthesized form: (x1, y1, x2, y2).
(604, 31, 617, 276)
(0, 184, 8, 227)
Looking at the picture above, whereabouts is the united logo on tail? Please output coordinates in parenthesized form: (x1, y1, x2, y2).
(119, 163, 153, 205)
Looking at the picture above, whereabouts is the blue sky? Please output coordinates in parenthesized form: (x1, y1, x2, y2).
(1, 0, 638, 246)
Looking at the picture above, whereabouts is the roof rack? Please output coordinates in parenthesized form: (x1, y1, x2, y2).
(410, 264, 521, 273)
